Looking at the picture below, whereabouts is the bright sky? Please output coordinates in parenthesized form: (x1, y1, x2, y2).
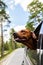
(0, 0, 43, 42)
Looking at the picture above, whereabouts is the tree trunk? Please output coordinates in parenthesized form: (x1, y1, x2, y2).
(1, 22, 4, 57)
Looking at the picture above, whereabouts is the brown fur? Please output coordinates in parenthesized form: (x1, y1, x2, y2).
(13, 29, 37, 50)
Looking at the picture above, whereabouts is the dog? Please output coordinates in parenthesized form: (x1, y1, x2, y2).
(13, 29, 37, 50)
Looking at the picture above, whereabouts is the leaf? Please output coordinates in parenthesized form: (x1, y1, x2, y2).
(26, 21, 35, 31)
(0, 1, 7, 8)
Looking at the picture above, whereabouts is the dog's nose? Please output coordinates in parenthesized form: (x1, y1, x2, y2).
(13, 32, 17, 36)
(13, 32, 16, 35)
(13, 32, 17, 38)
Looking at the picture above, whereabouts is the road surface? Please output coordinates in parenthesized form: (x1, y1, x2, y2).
(0, 48, 32, 65)
(0, 48, 24, 65)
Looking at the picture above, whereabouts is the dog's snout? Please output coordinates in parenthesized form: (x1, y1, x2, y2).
(13, 32, 18, 38)
(13, 32, 17, 36)
(13, 32, 16, 35)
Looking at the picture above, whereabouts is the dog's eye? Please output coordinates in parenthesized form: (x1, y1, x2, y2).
(21, 30, 25, 32)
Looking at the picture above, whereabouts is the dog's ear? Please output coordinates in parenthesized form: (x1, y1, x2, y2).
(31, 32, 37, 39)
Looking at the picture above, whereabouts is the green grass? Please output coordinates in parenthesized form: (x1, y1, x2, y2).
(0, 49, 14, 60)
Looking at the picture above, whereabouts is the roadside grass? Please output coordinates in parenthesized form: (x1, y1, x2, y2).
(0, 49, 14, 60)
(0, 42, 24, 60)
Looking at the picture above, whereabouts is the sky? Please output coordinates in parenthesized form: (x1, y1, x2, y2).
(0, 0, 43, 42)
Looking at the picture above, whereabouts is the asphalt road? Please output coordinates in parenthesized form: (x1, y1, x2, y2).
(0, 48, 33, 65)
(1, 48, 24, 65)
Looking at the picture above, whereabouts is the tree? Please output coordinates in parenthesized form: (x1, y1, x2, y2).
(26, 0, 43, 30)
(10, 28, 17, 49)
(4, 41, 9, 50)
(26, 21, 34, 31)
(0, 0, 10, 57)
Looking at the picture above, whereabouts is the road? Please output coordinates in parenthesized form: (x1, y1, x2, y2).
(0, 48, 32, 65)
(0, 48, 24, 65)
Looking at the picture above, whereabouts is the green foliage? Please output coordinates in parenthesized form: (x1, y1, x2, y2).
(27, 0, 43, 22)
(8, 39, 14, 50)
(9, 28, 16, 50)
(10, 28, 15, 36)
(0, 0, 9, 21)
(0, 0, 10, 57)
(21, 44, 25, 48)
(28, 0, 43, 13)
(4, 42, 9, 50)
(0, 46, 1, 52)
(26, 0, 43, 31)
(0, 9, 5, 14)
(16, 43, 25, 48)
(26, 21, 34, 31)
(0, 0, 7, 9)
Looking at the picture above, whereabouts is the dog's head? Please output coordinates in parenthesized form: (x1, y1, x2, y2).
(13, 29, 32, 42)
(13, 29, 37, 50)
